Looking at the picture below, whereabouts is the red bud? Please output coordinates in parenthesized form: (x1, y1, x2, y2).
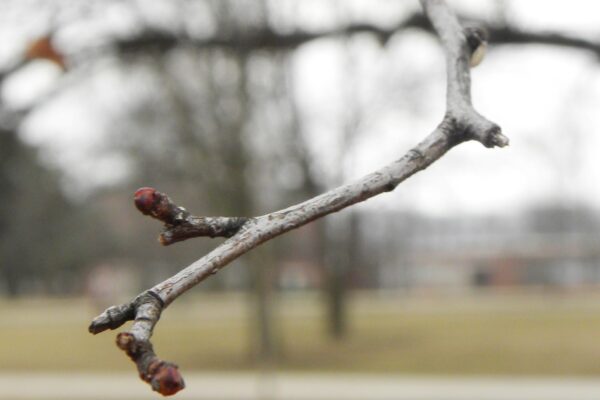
(134, 187, 158, 215)
(151, 363, 185, 396)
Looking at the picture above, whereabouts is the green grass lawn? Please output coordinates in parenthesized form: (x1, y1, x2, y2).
(1, 290, 600, 375)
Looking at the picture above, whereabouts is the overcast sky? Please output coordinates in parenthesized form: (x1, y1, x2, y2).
(2, 0, 600, 217)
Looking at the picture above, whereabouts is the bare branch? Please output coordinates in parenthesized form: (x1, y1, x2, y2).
(111, 14, 600, 59)
(491, 25, 600, 58)
(113, 14, 429, 54)
(90, 0, 508, 395)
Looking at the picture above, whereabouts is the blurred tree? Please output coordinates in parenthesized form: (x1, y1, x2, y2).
(0, 128, 108, 296)
(92, 0, 287, 361)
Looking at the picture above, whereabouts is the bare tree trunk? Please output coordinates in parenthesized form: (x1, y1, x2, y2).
(324, 210, 361, 339)
(248, 244, 279, 363)
(325, 256, 347, 338)
(2, 264, 20, 297)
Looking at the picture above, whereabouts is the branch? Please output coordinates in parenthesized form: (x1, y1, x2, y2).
(113, 14, 429, 54)
(111, 13, 600, 58)
(133, 187, 249, 245)
(3, 8, 599, 100)
(89, 0, 508, 395)
(490, 25, 600, 58)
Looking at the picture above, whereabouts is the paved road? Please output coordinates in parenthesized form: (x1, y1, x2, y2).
(2, 372, 600, 400)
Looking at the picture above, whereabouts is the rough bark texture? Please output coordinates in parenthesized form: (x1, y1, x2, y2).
(89, 0, 509, 395)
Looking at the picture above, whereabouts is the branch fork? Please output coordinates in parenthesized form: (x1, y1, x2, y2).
(89, 291, 186, 396)
(90, 0, 508, 395)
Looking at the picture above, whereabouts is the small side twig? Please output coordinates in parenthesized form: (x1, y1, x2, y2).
(134, 187, 249, 245)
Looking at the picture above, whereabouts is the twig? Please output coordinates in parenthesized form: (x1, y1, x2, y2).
(89, 0, 508, 395)
(133, 187, 248, 245)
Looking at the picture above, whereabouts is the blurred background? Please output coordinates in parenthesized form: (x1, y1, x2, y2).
(1, 0, 600, 399)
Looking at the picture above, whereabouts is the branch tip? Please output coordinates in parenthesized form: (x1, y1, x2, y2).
(490, 131, 510, 148)
(88, 303, 135, 334)
(134, 187, 160, 215)
(116, 332, 185, 396)
(150, 362, 186, 396)
(134, 187, 186, 225)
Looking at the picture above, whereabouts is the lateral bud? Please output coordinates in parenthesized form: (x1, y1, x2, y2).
(134, 187, 189, 225)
